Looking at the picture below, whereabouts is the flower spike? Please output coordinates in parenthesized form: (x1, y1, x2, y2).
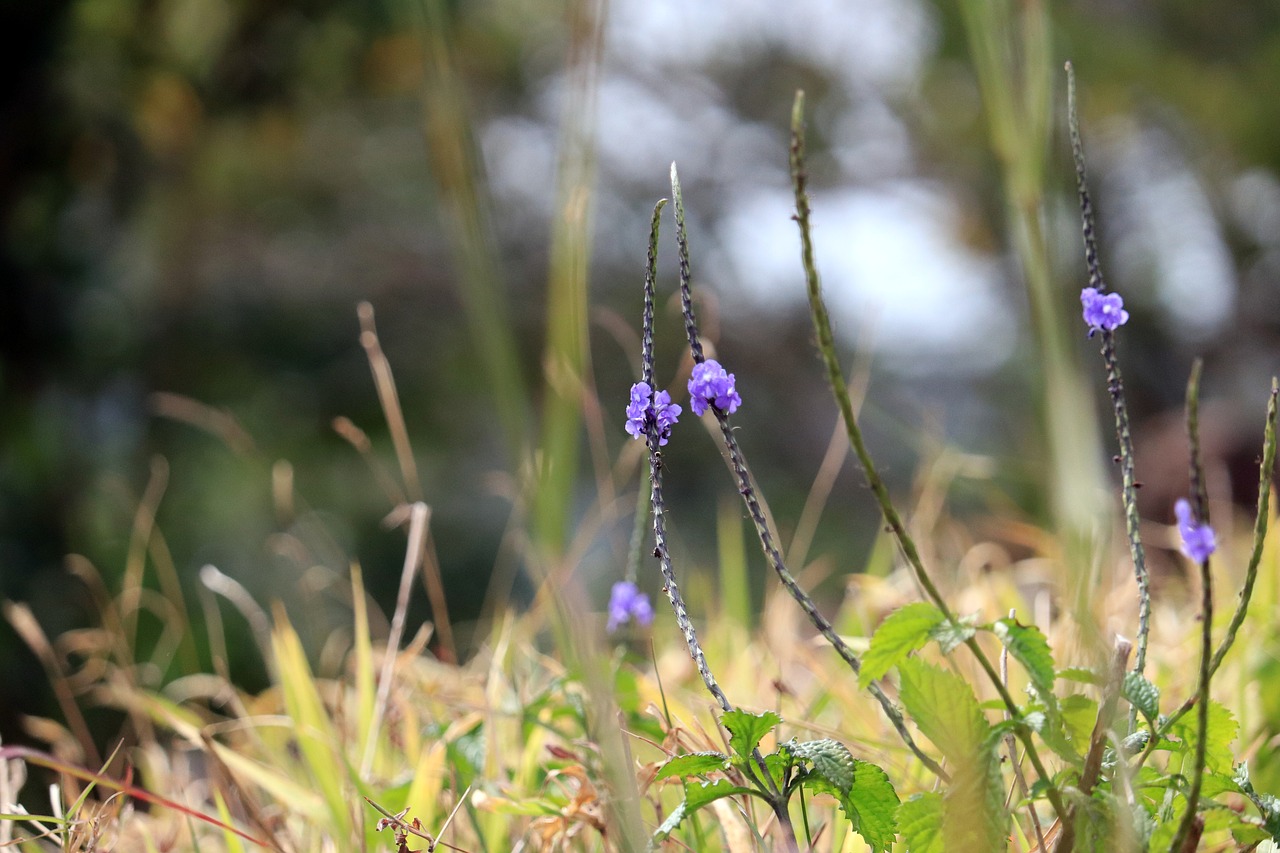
(624, 381, 680, 447)
(606, 580, 654, 632)
(1081, 287, 1130, 336)
(688, 359, 741, 416)
(1175, 498, 1217, 563)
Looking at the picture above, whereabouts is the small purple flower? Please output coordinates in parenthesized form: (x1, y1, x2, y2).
(1081, 287, 1130, 337)
(1175, 498, 1216, 563)
(625, 382, 681, 446)
(687, 359, 742, 417)
(606, 580, 654, 632)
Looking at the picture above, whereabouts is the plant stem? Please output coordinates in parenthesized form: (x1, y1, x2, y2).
(635, 197, 794, 842)
(670, 157, 948, 781)
(1207, 377, 1278, 676)
(1143, 377, 1277, 739)
(712, 411, 949, 781)
(789, 89, 1067, 825)
(1170, 362, 1213, 852)
(1067, 63, 1152, 704)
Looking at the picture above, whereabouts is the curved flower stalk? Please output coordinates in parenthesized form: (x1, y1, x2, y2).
(622, 200, 797, 849)
(1170, 361, 1217, 852)
(668, 162, 950, 783)
(785, 94, 1067, 821)
(622, 199, 732, 714)
(1067, 62, 1152, 697)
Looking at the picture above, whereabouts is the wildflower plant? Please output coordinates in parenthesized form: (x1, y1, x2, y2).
(628, 72, 1280, 852)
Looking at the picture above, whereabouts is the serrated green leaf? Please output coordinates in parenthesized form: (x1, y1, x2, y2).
(655, 751, 729, 781)
(930, 614, 977, 654)
(1201, 771, 1244, 799)
(947, 748, 1008, 851)
(649, 778, 761, 845)
(1122, 672, 1160, 722)
(685, 779, 756, 811)
(1173, 700, 1238, 773)
(1058, 666, 1103, 685)
(898, 659, 1004, 850)
(721, 709, 782, 762)
(845, 759, 900, 852)
(992, 618, 1056, 707)
(651, 800, 687, 844)
(1258, 793, 1280, 838)
(860, 603, 946, 687)
(764, 745, 794, 789)
(790, 738, 855, 795)
(898, 792, 944, 853)
(1061, 694, 1099, 746)
(898, 658, 990, 765)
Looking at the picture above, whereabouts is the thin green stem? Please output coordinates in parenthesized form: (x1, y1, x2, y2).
(1170, 362, 1213, 852)
(640, 200, 667, 388)
(790, 90, 1067, 824)
(634, 198, 792, 834)
(1149, 378, 1277, 738)
(670, 153, 948, 781)
(712, 412, 950, 781)
(670, 163, 705, 364)
(1068, 63, 1151, 704)
(1208, 377, 1278, 676)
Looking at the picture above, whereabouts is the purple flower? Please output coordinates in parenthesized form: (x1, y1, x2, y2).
(1081, 287, 1130, 336)
(606, 580, 654, 632)
(1175, 498, 1216, 563)
(687, 359, 742, 417)
(625, 382, 681, 446)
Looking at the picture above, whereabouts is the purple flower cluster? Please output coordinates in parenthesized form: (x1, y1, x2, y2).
(1081, 287, 1130, 336)
(687, 359, 742, 417)
(625, 381, 681, 446)
(1175, 498, 1216, 563)
(606, 580, 654, 632)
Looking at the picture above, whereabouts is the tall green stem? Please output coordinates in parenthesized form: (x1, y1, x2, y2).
(790, 91, 1067, 826)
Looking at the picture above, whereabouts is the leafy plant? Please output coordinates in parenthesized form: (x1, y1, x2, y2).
(627, 72, 1280, 852)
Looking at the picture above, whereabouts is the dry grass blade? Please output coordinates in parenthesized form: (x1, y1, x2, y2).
(361, 500, 431, 777)
(358, 301, 423, 502)
(0, 744, 272, 848)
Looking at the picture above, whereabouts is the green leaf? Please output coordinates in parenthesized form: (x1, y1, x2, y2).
(860, 603, 946, 687)
(1061, 693, 1099, 747)
(1173, 700, 1238, 774)
(721, 709, 782, 762)
(649, 780, 758, 845)
(1255, 793, 1280, 839)
(1201, 771, 1244, 799)
(930, 614, 978, 654)
(898, 659, 1005, 850)
(845, 759, 900, 853)
(1122, 672, 1160, 723)
(764, 744, 795, 789)
(897, 658, 990, 766)
(651, 801, 687, 844)
(992, 618, 1056, 707)
(898, 792, 944, 853)
(685, 779, 756, 811)
(789, 738, 855, 795)
(1058, 666, 1103, 685)
(655, 752, 729, 781)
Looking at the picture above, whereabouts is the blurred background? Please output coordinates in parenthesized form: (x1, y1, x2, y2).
(3, 0, 1280, 752)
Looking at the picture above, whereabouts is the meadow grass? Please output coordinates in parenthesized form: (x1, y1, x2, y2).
(4, 4, 1280, 850)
